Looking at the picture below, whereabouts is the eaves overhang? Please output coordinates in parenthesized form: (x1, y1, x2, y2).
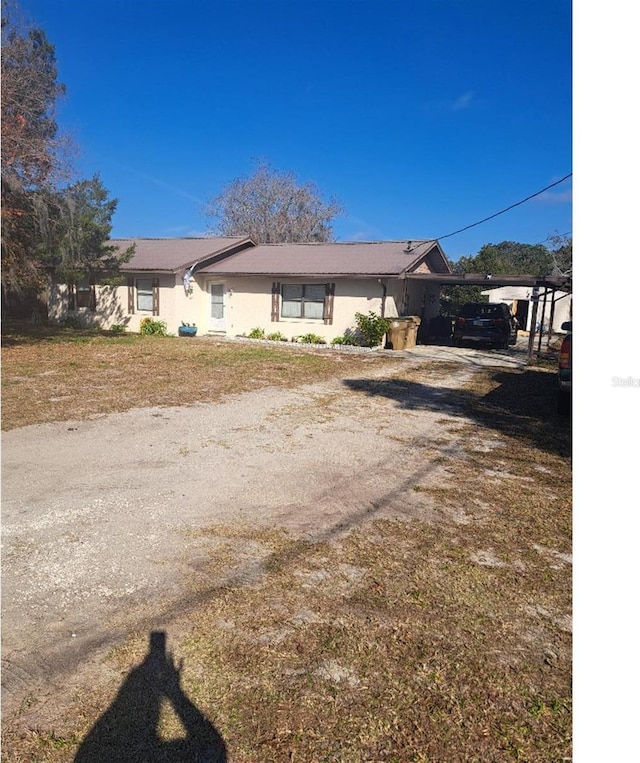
(196, 272, 407, 279)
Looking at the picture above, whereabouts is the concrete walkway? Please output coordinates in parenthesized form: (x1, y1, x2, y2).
(394, 336, 533, 368)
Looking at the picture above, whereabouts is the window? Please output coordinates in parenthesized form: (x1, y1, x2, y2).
(281, 284, 326, 320)
(128, 277, 159, 315)
(136, 279, 154, 312)
(76, 279, 93, 309)
(210, 283, 224, 320)
(460, 303, 508, 319)
(69, 280, 96, 311)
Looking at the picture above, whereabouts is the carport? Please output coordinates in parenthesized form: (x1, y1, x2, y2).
(405, 271, 572, 357)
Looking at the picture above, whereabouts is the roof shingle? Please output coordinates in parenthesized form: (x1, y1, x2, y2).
(116, 237, 252, 272)
(113, 237, 451, 277)
(199, 240, 450, 276)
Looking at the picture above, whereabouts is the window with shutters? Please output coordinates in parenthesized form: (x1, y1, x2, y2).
(281, 284, 326, 320)
(69, 279, 96, 311)
(76, 279, 93, 309)
(136, 278, 154, 312)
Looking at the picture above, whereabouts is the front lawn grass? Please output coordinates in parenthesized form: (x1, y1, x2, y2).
(1, 324, 394, 430)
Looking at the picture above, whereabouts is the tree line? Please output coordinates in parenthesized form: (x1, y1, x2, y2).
(440, 237, 572, 315)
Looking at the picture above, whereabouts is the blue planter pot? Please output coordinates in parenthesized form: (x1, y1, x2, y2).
(179, 326, 197, 337)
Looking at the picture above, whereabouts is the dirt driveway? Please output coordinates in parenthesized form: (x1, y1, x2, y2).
(1, 346, 528, 719)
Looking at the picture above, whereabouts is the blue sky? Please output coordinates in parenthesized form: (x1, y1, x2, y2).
(18, 0, 572, 262)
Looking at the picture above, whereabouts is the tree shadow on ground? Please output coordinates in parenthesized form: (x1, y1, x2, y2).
(74, 631, 227, 763)
(0, 321, 133, 347)
(344, 367, 571, 458)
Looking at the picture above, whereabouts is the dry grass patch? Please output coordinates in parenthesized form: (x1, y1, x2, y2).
(6, 504, 570, 761)
(1, 324, 395, 430)
(1, 359, 571, 762)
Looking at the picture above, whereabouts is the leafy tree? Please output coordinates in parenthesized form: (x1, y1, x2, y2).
(439, 284, 485, 317)
(205, 161, 343, 243)
(1, 4, 130, 296)
(455, 241, 555, 277)
(46, 175, 134, 284)
(439, 238, 572, 316)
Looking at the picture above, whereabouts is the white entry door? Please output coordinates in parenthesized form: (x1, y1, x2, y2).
(208, 283, 226, 332)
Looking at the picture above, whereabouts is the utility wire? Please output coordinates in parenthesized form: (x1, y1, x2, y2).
(433, 173, 572, 242)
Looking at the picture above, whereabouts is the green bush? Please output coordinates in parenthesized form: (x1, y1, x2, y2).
(266, 331, 288, 341)
(110, 323, 127, 334)
(331, 334, 358, 346)
(297, 333, 326, 344)
(62, 316, 82, 329)
(247, 327, 266, 339)
(354, 311, 391, 347)
(139, 317, 168, 336)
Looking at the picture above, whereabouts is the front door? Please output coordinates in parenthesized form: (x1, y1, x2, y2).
(208, 283, 226, 332)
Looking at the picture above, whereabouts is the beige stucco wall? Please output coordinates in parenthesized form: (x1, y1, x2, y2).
(195, 276, 402, 342)
(482, 286, 571, 332)
(48, 282, 131, 329)
(115, 273, 186, 333)
(49, 274, 196, 334)
(48, 282, 71, 323)
(49, 273, 442, 342)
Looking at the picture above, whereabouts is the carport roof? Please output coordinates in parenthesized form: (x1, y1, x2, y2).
(407, 271, 572, 291)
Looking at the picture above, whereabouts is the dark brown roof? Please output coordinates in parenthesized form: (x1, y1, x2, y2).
(115, 237, 254, 273)
(199, 240, 451, 277)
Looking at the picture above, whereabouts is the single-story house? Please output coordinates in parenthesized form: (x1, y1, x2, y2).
(48, 237, 452, 342)
(481, 284, 572, 333)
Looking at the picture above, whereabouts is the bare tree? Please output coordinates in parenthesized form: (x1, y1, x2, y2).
(1, 2, 66, 189)
(547, 232, 572, 276)
(1, 3, 126, 299)
(205, 161, 343, 243)
(1, 1, 67, 292)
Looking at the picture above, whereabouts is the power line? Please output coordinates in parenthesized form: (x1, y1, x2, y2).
(433, 174, 573, 242)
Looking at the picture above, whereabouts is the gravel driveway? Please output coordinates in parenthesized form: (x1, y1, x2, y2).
(1, 346, 527, 718)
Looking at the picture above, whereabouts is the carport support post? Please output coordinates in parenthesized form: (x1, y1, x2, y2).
(547, 289, 557, 347)
(528, 286, 540, 359)
(537, 288, 549, 355)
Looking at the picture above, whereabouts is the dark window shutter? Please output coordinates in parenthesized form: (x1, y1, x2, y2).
(68, 284, 77, 311)
(89, 280, 97, 312)
(152, 278, 160, 316)
(127, 278, 135, 314)
(271, 282, 280, 322)
(324, 282, 335, 325)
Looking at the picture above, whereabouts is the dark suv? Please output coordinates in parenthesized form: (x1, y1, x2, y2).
(453, 302, 519, 349)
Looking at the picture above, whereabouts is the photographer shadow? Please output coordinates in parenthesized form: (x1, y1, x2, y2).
(74, 631, 227, 763)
